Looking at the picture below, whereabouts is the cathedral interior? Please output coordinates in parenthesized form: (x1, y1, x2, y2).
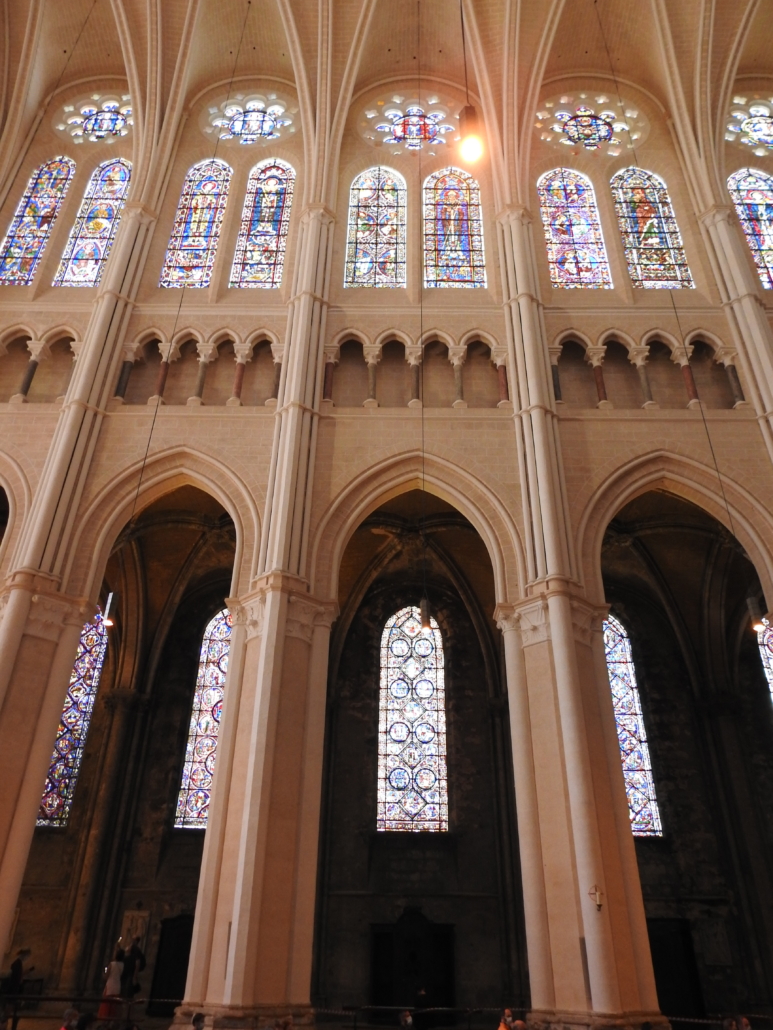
(2, 1, 773, 1028)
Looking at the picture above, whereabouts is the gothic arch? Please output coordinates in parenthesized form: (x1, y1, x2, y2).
(0, 451, 32, 573)
(597, 328, 637, 353)
(308, 451, 525, 604)
(61, 447, 260, 603)
(639, 328, 682, 357)
(576, 450, 773, 606)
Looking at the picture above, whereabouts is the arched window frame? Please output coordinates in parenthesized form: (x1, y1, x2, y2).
(0, 157, 76, 286)
(755, 620, 773, 698)
(175, 607, 232, 828)
(344, 166, 407, 288)
(160, 158, 232, 288)
(423, 166, 486, 288)
(230, 158, 295, 288)
(603, 613, 663, 837)
(610, 167, 694, 289)
(38, 607, 109, 827)
(727, 167, 773, 289)
(537, 167, 612, 288)
(53, 158, 132, 287)
(377, 606, 448, 832)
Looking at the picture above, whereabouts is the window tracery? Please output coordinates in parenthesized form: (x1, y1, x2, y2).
(160, 159, 232, 288)
(378, 606, 448, 832)
(175, 608, 232, 828)
(38, 609, 109, 827)
(756, 621, 773, 700)
(610, 168, 693, 288)
(345, 167, 406, 288)
(536, 168, 612, 288)
(727, 168, 773, 289)
(230, 159, 295, 288)
(423, 167, 486, 288)
(54, 159, 132, 287)
(0, 158, 76, 286)
(603, 614, 663, 836)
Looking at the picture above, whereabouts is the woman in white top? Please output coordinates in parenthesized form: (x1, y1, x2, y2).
(97, 949, 125, 1021)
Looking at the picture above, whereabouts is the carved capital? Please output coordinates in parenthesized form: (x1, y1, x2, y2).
(269, 341, 285, 364)
(712, 345, 738, 367)
(157, 339, 180, 363)
(489, 346, 508, 368)
(323, 343, 341, 364)
(28, 591, 90, 642)
(547, 344, 563, 366)
(670, 343, 693, 366)
(447, 345, 467, 367)
(362, 343, 382, 366)
(515, 598, 551, 647)
(584, 345, 606, 368)
(233, 341, 253, 364)
(627, 345, 650, 368)
(570, 598, 609, 647)
(196, 341, 218, 363)
(26, 339, 49, 361)
(493, 603, 519, 635)
(286, 594, 337, 642)
(405, 344, 422, 366)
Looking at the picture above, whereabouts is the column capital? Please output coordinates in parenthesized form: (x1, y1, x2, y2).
(670, 343, 693, 367)
(196, 341, 218, 363)
(405, 344, 423, 366)
(26, 589, 90, 641)
(626, 345, 650, 367)
(362, 343, 382, 365)
(698, 202, 735, 231)
(712, 344, 738, 367)
(584, 345, 606, 368)
(494, 597, 550, 646)
(447, 344, 467, 367)
(547, 344, 562, 366)
(323, 343, 341, 364)
(269, 340, 285, 363)
(300, 202, 336, 227)
(233, 341, 253, 364)
(229, 579, 338, 643)
(489, 345, 508, 367)
(496, 203, 532, 228)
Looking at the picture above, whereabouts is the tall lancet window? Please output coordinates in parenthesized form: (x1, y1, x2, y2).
(231, 158, 295, 287)
(345, 166, 406, 287)
(603, 614, 663, 836)
(727, 168, 773, 289)
(423, 167, 486, 287)
(377, 606, 448, 832)
(54, 158, 132, 287)
(160, 159, 232, 288)
(537, 168, 612, 288)
(610, 168, 693, 288)
(755, 619, 773, 698)
(175, 608, 232, 828)
(38, 608, 109, 827)
(0, 157, 76, 285)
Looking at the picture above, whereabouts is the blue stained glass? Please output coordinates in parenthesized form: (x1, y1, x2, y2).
(160, 159, 232, 288)
(756, 621, 773, 698)
(0, 158, 76, 285)
(728, 168, 773, 289)
(603, 615, 663, 837)
(54, 159, 131, 287)
(345, 167, 406, 287)
(610, 167, 693, 288)
(537, 168, 612, 288)
(38, 610, 108, 827)
(175, 609, 232, 828)
(230, 159, 295, 287)
(378, 606, 448, 831)
(423, 167, 486, 287)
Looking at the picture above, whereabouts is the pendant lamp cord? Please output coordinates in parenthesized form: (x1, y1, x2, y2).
(460, 0, 470, 105)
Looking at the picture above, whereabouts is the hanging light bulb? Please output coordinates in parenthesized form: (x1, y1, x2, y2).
(103, 590, 115, 627)
(459, 104, 483, 162)
(747, 596, 766, 633)
(420, 597, 432, 631)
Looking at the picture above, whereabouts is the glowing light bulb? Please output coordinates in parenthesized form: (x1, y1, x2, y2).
(460, 133, 484, 162)
(748, 596, 766, 633)
(459, 104, 484, 162)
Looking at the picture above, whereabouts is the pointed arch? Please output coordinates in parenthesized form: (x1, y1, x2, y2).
(610, 167, 693, 289)
(230, 158, 295, 288)
(536, 168, 612, 288)
(53, 158, 132, 287)
(423, 167, 486, 288)
(0, 157, 76, 285)
(378, 606, 448, 832)
(160, 159, 232, 288)
(727, 168, 773, 289)
(344, 166, 406, 288)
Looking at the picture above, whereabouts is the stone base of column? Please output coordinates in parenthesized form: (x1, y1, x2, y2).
(408, 397, 422, 408)
(641, 400, 659, 410)
(321, 398, 334, 410)
(687, 398, 702, 410)
(452, 398, 468, 408)
(362, 397, 378, 408)
(8, 393, 27, 405)
(528, 1009, 669, 1030)
(733, 399, 751, 410)
(173, 1004, 317, 1030)
(187, 396, 204, 406)
(497, 399, 513, 409)
(596, 399, 613, 410)
(148, 394, 165, 405)
(226, 396, 242, 407)
(265, 397, 278, 408)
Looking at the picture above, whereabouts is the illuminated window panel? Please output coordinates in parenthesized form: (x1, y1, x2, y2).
(756, 621, 773, 699)
(160, 159, 232, 288)
(345, 166, 406, 287)
(377, 606, 448, 832)
(0, 158, 76, 285)
(610, 167, 693, 289)
(536, 167, 612, 288)
(38, 609, 109, 827)
(603, 614, 663, 837)
(175, 608, 232, 828)
(423, 167, 486, 288)
(53, 159, 131, 287)
(230, 159, 295, 287)
(728, 168, 773, 289)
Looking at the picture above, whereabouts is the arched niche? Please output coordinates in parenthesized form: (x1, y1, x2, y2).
(557, 339, 596, 408)
(332, 338, 368, 407)
(0, 338, 31, 401)
(602, 341, 641, 408)
(315, 488, 527, 1012)
(375, 339, 410, 407)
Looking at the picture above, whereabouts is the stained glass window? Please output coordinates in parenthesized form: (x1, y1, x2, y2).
(536, 168, 612, 288)
(0, 158, 76, 286)
(610, 167, 694, 288)
(728, 168, 773, 289)
(230, 159, 295, 287)
(38, 608, 109, 827)
(345, 167, 406, 287)
(603, 615, 663, 837)
(377, 606, 448, 832)
(53, 159, 131, 287)
(423, 167, 486, 288)
(175, 608, 232, 828)
(756, 621, 773, 699)
(159, 159, 232, 288)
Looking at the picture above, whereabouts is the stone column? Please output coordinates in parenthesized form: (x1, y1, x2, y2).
(547, 344, 562, 403)
(491, 346, 513, 409)
(227, 342, 252, 408)
(585, 345, 612, 409)
(406, 344, 422, 408)
(448, 345, 467, 408)
(148, 339, 179, 405)
(362, 343, 381, 408)
(188, 342, 216, 407)
(265, 341, 284, 409)
(321, 344, 339, 406)
(669, 344, 701, 408)
(627, 346, 658, 409)
(9, 339, 46, 404)
(113, 343, 139, 402)
(713, 344, 749, 409)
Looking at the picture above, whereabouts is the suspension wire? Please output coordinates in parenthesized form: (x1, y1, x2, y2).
(126, 0, 253, 526)
(590, 0, 738, 539)
(459, 0, 470, 105)
(418, 0, 430, 615)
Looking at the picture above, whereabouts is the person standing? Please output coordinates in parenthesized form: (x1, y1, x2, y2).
(120, 938, 146, 1000)
(97, 949, 124, 1022)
